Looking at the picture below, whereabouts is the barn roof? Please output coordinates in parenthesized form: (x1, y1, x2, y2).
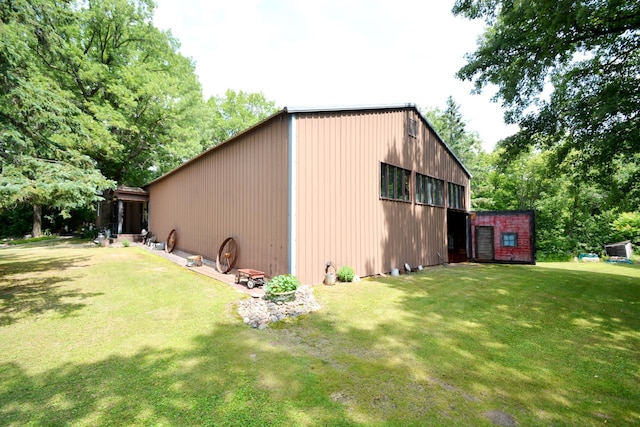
(146, 103, 471, 187)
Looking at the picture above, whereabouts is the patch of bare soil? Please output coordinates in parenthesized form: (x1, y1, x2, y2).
(484, 410, 517, 426)
(428, 377, 480, 402)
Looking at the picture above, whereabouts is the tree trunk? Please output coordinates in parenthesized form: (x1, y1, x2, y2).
(32, 205, 42, 237)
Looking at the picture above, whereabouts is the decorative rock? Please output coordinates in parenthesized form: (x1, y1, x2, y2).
(237, 285, 321, 329)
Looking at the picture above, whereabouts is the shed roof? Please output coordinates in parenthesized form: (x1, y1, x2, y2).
(112, 185, 149, 202)
(115, 185, 149, 195)
(145, 104, 471, 187)
(604, 240, 632, 247)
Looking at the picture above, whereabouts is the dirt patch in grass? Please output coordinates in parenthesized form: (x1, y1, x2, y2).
(484, 410, 518, 426)
(429, 376, 481, 402)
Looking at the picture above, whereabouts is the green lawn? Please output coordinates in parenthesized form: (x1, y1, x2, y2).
(1, 241, 638, 426)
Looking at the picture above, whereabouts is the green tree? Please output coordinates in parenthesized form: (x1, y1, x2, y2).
(208, 89, 279, 146)
(422, 97, 485, 208)
(465, 150, 494, 209)
(423, 96, 482, 168)
(472, 148, 550, 211)
(453, 0, 640, 208)
(0, 0, 114, 236)
(0, 204, 32, 238)
(34, 0, 211, 185)
(611, 212, 640, 247)
(1, 0, 212, 235)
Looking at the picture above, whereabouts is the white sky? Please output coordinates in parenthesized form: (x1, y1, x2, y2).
(153, 0, 518, 150)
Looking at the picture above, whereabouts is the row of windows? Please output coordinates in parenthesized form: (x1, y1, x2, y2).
(380, 162, 465, 209)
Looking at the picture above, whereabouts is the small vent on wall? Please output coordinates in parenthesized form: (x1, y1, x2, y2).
(408, 118, 417, 138)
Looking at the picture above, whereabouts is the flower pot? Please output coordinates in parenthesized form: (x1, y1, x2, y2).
(325, 273, 336, 285)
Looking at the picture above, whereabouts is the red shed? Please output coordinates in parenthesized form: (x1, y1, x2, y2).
(470, 210, 536, 264)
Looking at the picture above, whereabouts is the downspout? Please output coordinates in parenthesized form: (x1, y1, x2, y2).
(287, 114, 297, 275)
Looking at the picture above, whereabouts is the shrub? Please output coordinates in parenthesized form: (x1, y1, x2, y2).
(612, 211, 640, 247)
(537, 252, 573, 262)
(7, 236, 56, 246)
(337, 265, 355, 282)
(122, 239, 131, 247)
(265, 274, 300, 294)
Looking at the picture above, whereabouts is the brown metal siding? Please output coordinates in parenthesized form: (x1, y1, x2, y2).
(147, 106, 469, 285)
(294, 109, 470, 284)
(147, 118, 289, 277)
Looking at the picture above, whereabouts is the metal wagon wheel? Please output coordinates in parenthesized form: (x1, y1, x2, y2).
(216, 237, 238, 273)
(165, 229, 177, 253)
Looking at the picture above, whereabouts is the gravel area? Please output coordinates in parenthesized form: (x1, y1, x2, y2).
(237, 285, 321, 329)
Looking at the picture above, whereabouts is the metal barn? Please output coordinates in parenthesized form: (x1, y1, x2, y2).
(146, 105, 472, 284)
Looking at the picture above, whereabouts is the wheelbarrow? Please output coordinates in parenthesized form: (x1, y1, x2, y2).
(235, 268, 266, 289)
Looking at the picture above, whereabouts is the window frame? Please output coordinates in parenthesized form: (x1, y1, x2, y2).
(501, 232, 518, 248)
(448, 182, 465, 210)
(380, 162, 412, 202)
(415, 173, 445, 207)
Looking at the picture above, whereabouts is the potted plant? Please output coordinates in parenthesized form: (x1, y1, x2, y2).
(265, 274, 300, 302)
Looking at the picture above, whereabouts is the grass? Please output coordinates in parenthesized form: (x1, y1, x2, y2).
(1, 241, 639, 426)
(3, 235, 57, 246)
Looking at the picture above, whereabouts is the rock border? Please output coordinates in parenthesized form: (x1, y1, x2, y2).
(238, 285, 320, 329)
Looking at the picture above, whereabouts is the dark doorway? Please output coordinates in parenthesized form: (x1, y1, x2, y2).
(447, 211, 468, 263)
(123, 201, 146, 234)
(97, 186, 149, 236)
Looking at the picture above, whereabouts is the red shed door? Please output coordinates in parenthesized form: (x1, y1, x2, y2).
(476, 226, 494, 261)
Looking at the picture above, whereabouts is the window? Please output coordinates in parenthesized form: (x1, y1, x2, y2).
(408, 118, 418, 138)
(380, 163, 411, 201)
(416, 173, 444, 207)
(502, 233, 518, 247)
(415, 174, 424, 204)
(448, 183, 465, 210)
(435, 179, 444, 206)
